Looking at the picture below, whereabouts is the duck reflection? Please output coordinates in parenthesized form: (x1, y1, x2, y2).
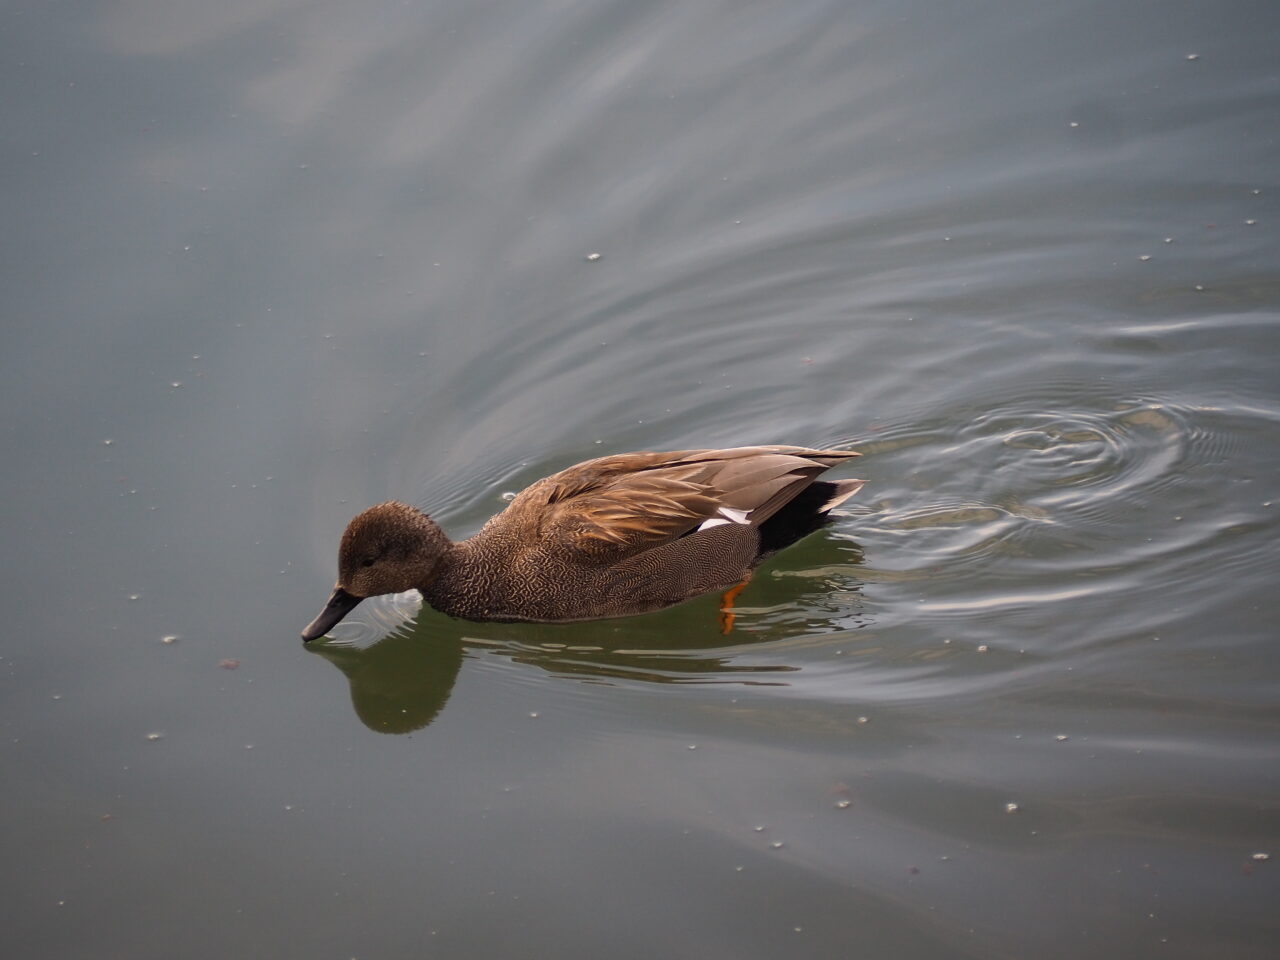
(306, 536, 864, 734)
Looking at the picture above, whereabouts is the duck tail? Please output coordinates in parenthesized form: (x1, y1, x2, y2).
(817, 478, 865, 512)
(756, 479, 864, 557)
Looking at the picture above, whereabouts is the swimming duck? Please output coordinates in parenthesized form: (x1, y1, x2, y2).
(301, 445, 863, 641)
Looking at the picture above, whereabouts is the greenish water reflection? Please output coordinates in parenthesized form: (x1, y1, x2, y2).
(308, 535, 865, 732)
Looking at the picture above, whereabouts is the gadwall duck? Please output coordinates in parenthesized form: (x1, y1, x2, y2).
(301, 445, 863, 641)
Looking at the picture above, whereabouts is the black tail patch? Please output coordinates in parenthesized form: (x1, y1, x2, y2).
(756, 481, 842, 558)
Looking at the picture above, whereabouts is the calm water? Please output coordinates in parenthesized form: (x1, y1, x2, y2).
(4, 1, 1278, 957)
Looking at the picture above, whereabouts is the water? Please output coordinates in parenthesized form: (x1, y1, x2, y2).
(3, 1, 1278, 957)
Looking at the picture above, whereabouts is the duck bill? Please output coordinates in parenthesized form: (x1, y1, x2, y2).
(301, 586, 363, 642)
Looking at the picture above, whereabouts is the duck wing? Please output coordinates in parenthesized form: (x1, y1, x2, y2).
(507, 446, 861, 559)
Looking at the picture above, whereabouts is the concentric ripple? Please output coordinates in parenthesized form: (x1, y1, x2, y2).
(852, 391, 1280, 651)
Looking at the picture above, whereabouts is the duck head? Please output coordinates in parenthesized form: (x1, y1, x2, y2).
(301, 501, 450, 642)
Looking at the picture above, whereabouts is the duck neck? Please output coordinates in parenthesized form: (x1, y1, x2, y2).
(407, 512, 456, 589)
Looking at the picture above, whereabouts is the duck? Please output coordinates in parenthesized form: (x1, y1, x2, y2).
(301, 445, 863, 641)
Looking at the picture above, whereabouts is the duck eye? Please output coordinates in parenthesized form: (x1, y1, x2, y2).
(360, 557, 376, 568)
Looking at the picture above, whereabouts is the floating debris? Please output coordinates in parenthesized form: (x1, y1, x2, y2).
(835, 799, 851, 809)
(1245, 219, 1257, 226)
(500, 491, 516, 502)
(584, 252, 602, 262)
(687, 744, 698, 750)
(1252, 852, 1271, 861)
(1005, 802, 1020, 813)
(770, 841, 785, 849)
(161, 635, 179, 645)
(1139, 254, 1152, 261)
(1185, 53, 1200, 61)
(857, 716, 869, 724)
(1055, 734, 1069, 742)
(145, 731, 164, 742)
(977, 644, 989, 653)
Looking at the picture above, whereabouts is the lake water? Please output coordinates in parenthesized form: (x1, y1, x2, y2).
(4, 1, 1278, 957)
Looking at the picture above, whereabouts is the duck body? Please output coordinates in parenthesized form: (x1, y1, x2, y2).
(302, 445, 863, 641)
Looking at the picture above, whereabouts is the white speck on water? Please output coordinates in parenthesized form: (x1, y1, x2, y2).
(735, 865, 744, 872)
(584, 252, 602, 262)
(103, 438, 114, 445)
(857, 716, 869, 724)
(500, 491, 516, 502)
(1163, 237, 1173, 243)
(145, 732, 164, 742)
(1055, 734, 1069, 742)
(128, 594, 140, 601)
(1194, 284, 1205, 291)
(835, 799, 851, 809)
(1005, 802, 1020, 813)
(977, 644, 989, 652)
(284, 804, 295, 811)
(1244, 219, 1257, 225)
(687, 744, 698, 750)
(162, 635, 179, 645)
(51, 694, 63, 701)
(1069, 121, 1079, 127)
(770, 841, 785, 849)
(1139, 254, 1152, 261)
(1185, 52, 1199, 60)
(170, 381, 183, 389)
(753, 825, 767, 833)
(1252, 852, 1271, 861)
(528, 712, 539, 719)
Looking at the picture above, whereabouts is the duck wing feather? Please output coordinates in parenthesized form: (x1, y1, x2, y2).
(503, 446, 860, 559)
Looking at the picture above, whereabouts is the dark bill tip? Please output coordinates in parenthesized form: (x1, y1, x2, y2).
(301, 586, 363, 642)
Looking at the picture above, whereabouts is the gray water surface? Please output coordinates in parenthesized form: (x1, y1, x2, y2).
(3, 1, 1278, 958)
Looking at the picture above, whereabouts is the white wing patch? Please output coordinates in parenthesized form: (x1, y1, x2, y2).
(697, 506, 751, 531)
